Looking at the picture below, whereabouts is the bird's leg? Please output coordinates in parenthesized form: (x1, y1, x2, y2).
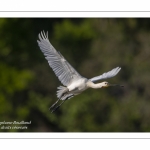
(51, 100, 65, 113)
(49, 99, 60, 110)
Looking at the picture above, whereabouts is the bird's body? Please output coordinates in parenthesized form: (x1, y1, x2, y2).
(68, 78, 88, 94)
(37, 31, 123, 113)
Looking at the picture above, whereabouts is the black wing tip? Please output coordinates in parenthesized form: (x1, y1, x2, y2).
(114, 66, 121, 75)
(116, 66, 121, 69)
(38, 30, 48, 40)
(115, 67, 121, 73)
(118, 67, 121, 72)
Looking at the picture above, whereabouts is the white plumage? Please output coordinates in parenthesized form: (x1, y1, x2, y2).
(37, 31, 123, 113)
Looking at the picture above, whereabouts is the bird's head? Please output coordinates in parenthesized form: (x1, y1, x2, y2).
(101, 81, 124, 88)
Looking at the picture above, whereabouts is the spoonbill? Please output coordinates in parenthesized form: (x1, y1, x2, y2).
(37, 31, 123, 113)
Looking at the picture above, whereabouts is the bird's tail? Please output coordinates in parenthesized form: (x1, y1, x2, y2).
(56, 86, 68, 99)
(49, 86, 74, 113)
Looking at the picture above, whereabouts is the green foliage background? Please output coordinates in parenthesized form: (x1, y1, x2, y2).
(0, 18, 150, 132)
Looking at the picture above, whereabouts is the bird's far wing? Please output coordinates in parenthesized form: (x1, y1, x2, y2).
(90, 67, 121, 82)
(37, 31, 82, 86)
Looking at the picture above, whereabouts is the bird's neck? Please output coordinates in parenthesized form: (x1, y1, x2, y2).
(87, 81, 103, 89)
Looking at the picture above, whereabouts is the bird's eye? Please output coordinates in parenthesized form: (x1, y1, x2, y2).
(105, 83, 107, 84)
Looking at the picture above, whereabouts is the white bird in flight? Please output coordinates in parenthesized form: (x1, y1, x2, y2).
(37, 31, 123, 113)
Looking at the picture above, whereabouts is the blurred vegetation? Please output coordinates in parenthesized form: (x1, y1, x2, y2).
(0, 18, 150, 132)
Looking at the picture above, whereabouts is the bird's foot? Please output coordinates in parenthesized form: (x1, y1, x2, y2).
(49, 99, 59, 110)
(50, 105, 60, 113)
(50, 100, 65, 113)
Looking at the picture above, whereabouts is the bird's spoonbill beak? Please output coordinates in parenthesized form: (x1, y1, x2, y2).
(108, 83, 124, 87)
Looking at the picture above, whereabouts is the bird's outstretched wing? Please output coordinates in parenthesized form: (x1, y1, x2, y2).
(90, 67, 121, 82)
(37, 31, 82, 86)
